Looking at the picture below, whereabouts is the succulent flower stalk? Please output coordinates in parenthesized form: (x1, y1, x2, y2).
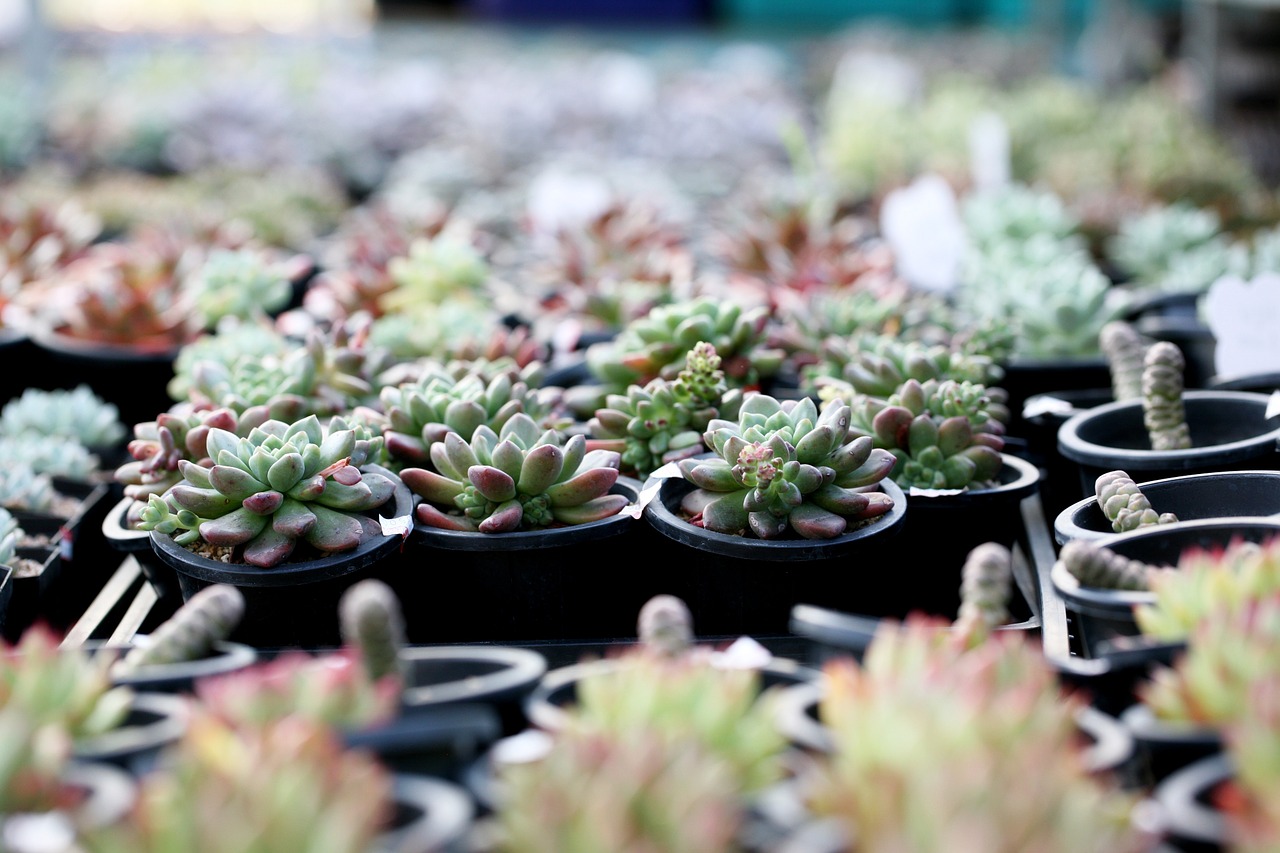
(1094, 470, 1178, 533)
(1141, 341, 1191, 451)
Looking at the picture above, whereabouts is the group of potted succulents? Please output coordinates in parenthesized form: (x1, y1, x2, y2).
(4, 18, 1280, 851)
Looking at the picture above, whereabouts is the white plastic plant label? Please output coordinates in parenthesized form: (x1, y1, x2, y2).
(632, 464, 681, 517)
(1203, 272, 1280, 379)
(968, 111, 1011, 192)
(379, 514, 413, 539)
(712, 635, 773, 670)
(1021, 395, 1076, 420)
(879, 173, 967, 294)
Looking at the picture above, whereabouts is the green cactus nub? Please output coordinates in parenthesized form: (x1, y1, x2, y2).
(954, 542, 1013, 647)
(637, 594, 695, 657)
(339, 579, 407, 683)
(1058, 539, 1170, 591)
(1141, 341, 1191, 451)
(1095, 470, 1178, 533)
(114, 584, 246, 675)
(1098, 320, 1151, 403)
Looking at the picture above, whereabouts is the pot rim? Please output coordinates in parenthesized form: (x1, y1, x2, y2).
(398, 645, 548, 708)
(72, 691, 190, 763)
(1151, 752, 1234, 847)
(85, 636, 258, 690)
(372, 773, 475, 853)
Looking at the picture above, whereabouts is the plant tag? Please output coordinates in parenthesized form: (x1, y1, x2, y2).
(879, 173, 966, 293)
(1203, 273, 1280, 379)
(908, 486, 966, 497)
(633, 468, 676, 516)
(1021, 395, 1076, 419)
(1268, 391, 1280, 420)
(491, 730, 554, 766)
(712, 636, 773, 670)
(968, 111, 1011, 191)
(379, 514, 412, 539)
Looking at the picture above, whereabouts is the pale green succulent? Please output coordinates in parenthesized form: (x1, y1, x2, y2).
(0, 435, 100, 482)
(1135, 538, 1280, 642)
(1094, 470, 1178, 534)
(1106, 201, 1230, 286)
(136, 415, 397, 568)
(0, 385, 125, 448)
(401, 412, 628, 533)
(190, 247, 296, 326)
(168, 318, 292, 402)
(379, 231, 489, 314)
(0, 463, 57, 514)
(961, 182, 1085, 255)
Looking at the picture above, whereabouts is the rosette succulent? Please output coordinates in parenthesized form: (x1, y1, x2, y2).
(134, 415, 397, 568)
(847, 377, 1005, 491)
(400, 412, 628, 533)
(674, 393, 897, 540)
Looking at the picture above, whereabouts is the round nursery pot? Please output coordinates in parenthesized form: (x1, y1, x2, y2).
(1054, 469, 1280, 547)
(72, 691, 190, 776)
(1208, 370, 1280, 394)
(102, 495, 183, 611)
(1021, 387, 1116, 525)
(393, 477, 648, 645)
(372, 773, 476, 853)
(891, 453, 1041, 620)
(999, 355, 1113, 443)
(639, 470, 908, 638)
(85, 635, 258, 694)
(524, 652, 818, 734)
(398, 645, 549, 738)
(1151, 752, 1235, 853)
(1120, 703, 1224, 790)
(1049, 517, 1280, 659)
(0, 761, 138, 853)
(1057, 390, 1280, 503)
(344, 704, 503, 785)
(149, 464, 413, 650)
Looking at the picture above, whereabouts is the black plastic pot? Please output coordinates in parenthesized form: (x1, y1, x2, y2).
(1049, 638, 1186, 719)
(85, 636, 258, 693)
(1207, 370, 1280, 394)
(1151, 752, 1234, 853)
(1049, 517, 1280, 658)
(150, 464, 413, 650)
(398, 645, 549, 738)
(72, 691, 190, 776)
(102, 495, 183, 612)
(372, 773, 476, 853)
(0, 761, 138, 853)
(393, 478, 649, 645)
(3, 545, 62, 642)
(999, 355, 1113, 443)
(343, 704, 503, 784)
(1020, 387, 1116, 526)
(639, 468, 909, 637)
(1121, 703, 1224, 790)
(1054, 469, 1280, 546)
(1057, 390, 1280, 502)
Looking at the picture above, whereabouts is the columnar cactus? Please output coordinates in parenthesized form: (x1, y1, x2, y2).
(113, 584, 246, 676)
(953, 542, 1014, 648)
(586, 342, 741, 480)
(676, 393, 897, 540)
(847, 377, 1005, 491)
(1141, 340, 1191, 451)
(636, 594, 694, 658)
(338, 579, 407, 684)
(1057, 538, 1171, 592)
(135, 415, 397, 568)
(1098, 320, 1151, 403)
(401, 412, 628, 533)
(1094, 470, 1178, 533)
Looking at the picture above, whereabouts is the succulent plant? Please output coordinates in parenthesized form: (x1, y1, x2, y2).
(636, 593, 695, 658)
(583, 297, 786, 400)
(1094, 470, 1178, 533)
(167, 317, 293, 403)
(378, 367, 568, 468)
(134, 414, 398, 568)
(0, 706, 78, 817)
(0, 506, 19, 567)
(80, 714, 396, 853)
(586, 342, 742, 480)
(1141, 340, 1190, 451)
(338, 578, 407, 684)
(0, 435, 101, 483)
(1098, 320, 1153, 403)
(803, 617, 1148, 853)
(1056, 538, 1171, 592)
(0, 197, 100, 324)
(188, 245, 307, 327)
(401, 412, 628, 533)
(112, 584, 246, 677)
(0, 625, 133, 741)
(1220, 672, 1280, 853)
(0, 463, 58, 514)
(846, 377, 1005, 491)
(0, 385, 126, 449)
(1133, 537, 1280, 642)
(960, 182, 1085, 255)
(952, 541, 1015, 648)
(1105, 201, 1232, 287)
(379, 229, 490, 315)
(368, 302, 548, 366)
(675, 393, 897, 539)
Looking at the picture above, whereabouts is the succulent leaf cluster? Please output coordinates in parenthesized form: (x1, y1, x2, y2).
(380, 230, 489, 314)
(401, 412, 627, 533)
(0, 506, 18, 567)
(0, 434, 101, 483)
(135, 415, 396, 568)
(1141, 340, 1190, 451)
(189, 246, 300, 327)
(676, 393, 897, 540)
(961, 182, 1085, 255)
(1094, 470, 1178, 533)
(0, 197, 100, 300)
(1105, 201, 1235, 288)
(847, 377, 1005, 491)
(0, 706, 77, 815)
(0, 463, 57, 514)
(586, 342, 741, 480)
(0, 385, 125, 449)
(1221, 671, 1280, 853)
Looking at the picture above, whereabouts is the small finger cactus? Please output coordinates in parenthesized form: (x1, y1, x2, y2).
(113, 584, 246, 676)
(1098, 320, 1151, 403)
(1142, 340, 1191, 451)
(953, 542, 1015, 648)
(135, 415, 398, 568)
(338, 579, 407, 684)
(1094, 470, 1178, 533)
(1057, 538, 1172, 591)
(586, 342, 741, 480)
(636, 594, 694, 658)
(400, 412, 628, 533)
(676, 393, 897, 540)
(848, 377, 1005, 491)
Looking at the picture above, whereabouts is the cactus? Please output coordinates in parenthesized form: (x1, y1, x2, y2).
(586, 342, 742, 480)
(847, 377, 1006, 492)
(636, 594, 694, 658)
(338, 579, 406, 684)
(379, 367, 568, 468)
(400, 412, 628, 533)
(1057, 538, 1172, 592)
(953, 541, 1015, 648)
(113, 584, 246, 677)
(1098, 320, 1152, 403)
(0, 385, 125, 449)
(1141, 340, 1191, 451)
(80, 714, 396, 853)
(134, 415, 398, 568)
(676, 393, 897, 540)
(1094, 470, 1178, 533)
